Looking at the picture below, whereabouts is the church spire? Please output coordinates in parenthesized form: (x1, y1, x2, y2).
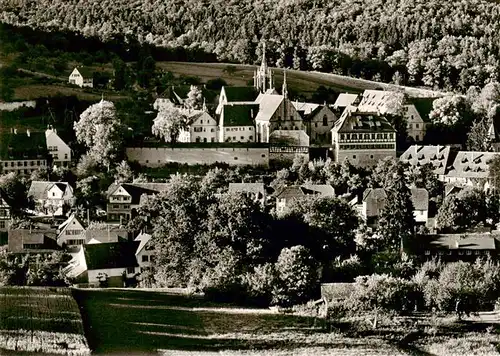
(282, 69, 288, 99)
(261, 42, 267, 70)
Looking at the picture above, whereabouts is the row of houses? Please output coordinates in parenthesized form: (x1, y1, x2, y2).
(0, 127, 71, 177)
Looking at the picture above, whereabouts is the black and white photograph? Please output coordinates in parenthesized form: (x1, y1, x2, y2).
(1, 0, 500, 355)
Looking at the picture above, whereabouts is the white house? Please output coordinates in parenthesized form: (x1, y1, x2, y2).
(68, 67, 93, 88)
(45, 127, 71, 166)
(179, 110, 218, 143)
(135, 232, 154, 271)
(219, 103, 258, 143)
(28, 181, 74, 216)
(57, 213, 86, 247)
(403, 104, 426, 142)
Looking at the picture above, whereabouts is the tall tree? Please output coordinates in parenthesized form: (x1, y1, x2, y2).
(74, 100, 124, 168)
(151, 103, 188, 143)
(184, 85, 203, 110)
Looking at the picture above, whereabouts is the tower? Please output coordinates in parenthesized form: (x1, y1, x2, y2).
(282, 69, 288, 99)
(254, 42, 274, 93)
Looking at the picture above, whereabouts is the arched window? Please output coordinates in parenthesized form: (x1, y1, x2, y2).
(323, 115, 328, 126)
(352, 134, 357, 140)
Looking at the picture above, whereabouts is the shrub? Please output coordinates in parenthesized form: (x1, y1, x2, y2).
(272, 246, 318, 307)
(243, 263, 277, 306)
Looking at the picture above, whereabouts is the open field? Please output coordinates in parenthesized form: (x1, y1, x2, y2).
(0, 287, 90, 355)
(71, 288, 500, 355)
(13, 84, 127, 101)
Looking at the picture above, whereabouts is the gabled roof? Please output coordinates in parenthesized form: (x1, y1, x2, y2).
(399, 145, 451, 175)
(275, 184, 335, 200)
(83, 241, 140, 270)
(332, 106, 395, 134)
(185, 110, 215, 125)
(73, 67, 94, 78)
(84, 226, 128, 244)
(28, 181, 71, 200)
(255, 93, 284, 122)
(363, 187, 428, 211)
(222, 86, 258, 102)
(362, 188, 387, 203)
(357, 90, 405, 114)
(445, 151, 500, 179)
(8, 228, 58, 253)
(228, 183, 265, 195)
(0, 131, 48, 161)
(134, 232, 152, 256)
(58, 213, 85, 233)
(333, 93, 359, 109)
(222, 103, 259, 127)
(292, 102, 320, 116)
(107, 183, 170, 205)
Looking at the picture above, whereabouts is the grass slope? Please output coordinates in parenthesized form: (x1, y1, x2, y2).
(0, 287, 90, 355)
(72, 289, 404, 355)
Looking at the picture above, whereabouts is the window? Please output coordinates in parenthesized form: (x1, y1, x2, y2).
(416, 123, 419, 128)
(127, 267, 135, 274)
(425, 250, 431, 255)
(323, 115, 328, 126)
(211, 137, 215, 142)
(353, 155, 356, 159)
(142, 255, 149, 262)
(211, 128, 215, 132)
(370, 155, 374, 159)
(416, 135, 420, 141)
(340, 134, 345, 140)
(226, 128, 230, 131)
(0, 221, 5, 229)
(52, 192, 56, 197)
(249, 136, 253, 140)
(315, 123, 318, 127)
(466, 250, 472, 255)
(67, 239, 85, 245)
(240, 136, 244, 140)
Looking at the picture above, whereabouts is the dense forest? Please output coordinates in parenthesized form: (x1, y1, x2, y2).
(1, 0, 500, 92)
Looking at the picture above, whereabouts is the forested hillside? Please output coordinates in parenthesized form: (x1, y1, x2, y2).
(1, 0, 500, 92)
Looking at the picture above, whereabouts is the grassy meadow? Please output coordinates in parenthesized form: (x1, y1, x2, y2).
(0, 287, 90, 355)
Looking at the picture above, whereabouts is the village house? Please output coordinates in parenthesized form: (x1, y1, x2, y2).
(0, 130, 48, 177)
(407, 233, 500, 262)
(216, 86, 258, 115)
(178, 110, 218, 143)
(66, 241, 140, 287)
(68, 67, 94, 88)
(443, 151, 500, 190)
(300, 105, 338, 145)
(218, 103, 258, 143)
(331, 106, 396, 167)
(403, 104, 427, 142)
(228, 183, 268, 205)
(274, 184, 335, 215)
(0, 190, 11, 232)
(360, 187, 429, 227)
(45, 127, 71, 166)
(135, 232, 154, 272)
(28, 181, 74, 216)
(57, 214, 86, 247)
(8, 227, 59, 254)
(106, 183, 170, 222)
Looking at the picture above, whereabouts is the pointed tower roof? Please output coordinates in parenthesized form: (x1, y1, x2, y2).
(488, 121, 496, 140)
(282, 69, 288, 99)
(260, 42, 267, 71)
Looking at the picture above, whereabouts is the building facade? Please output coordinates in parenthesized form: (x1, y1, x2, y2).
(0, 130, 48, 177)
(28, 181, 74, 216)
(69, 67, 94, 88)
(179, 111, 218, 143)
(219, 104, 258, 143)
(45, 128, 71, 166)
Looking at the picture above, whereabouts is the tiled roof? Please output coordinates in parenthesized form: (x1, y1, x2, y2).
(275, 184, 335, 200)
(363, 187, 428, 212)
(292, 102, 320, 116)
(332, 106, 395, 134)
(228, 183, 265, 195)
(399, 145, 451, 175)
(28, 181, 71, 201)
(0, 131, 48, 161)
(222, 103, 259, 127)
(8, 228, 59, 253)
(223, 87, 258, 102)
(255, 93, 284, 122)
(84, 226, 128, 244)
(357, 90, 405, 114)
(445, 151, 500, 179)
(83, 241, 139, 270)
(333, 93, 359, 109)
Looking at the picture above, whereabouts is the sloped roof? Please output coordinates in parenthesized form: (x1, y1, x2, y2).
(363, 187, 428, 211)
(429, 234, 497, 250)
(332, 106, 395, 134)
(107, 183, 170, 205)
(222, 103, 259, 127)
(84, 226, 129, 244)
(444, 184, 463, 197)
(84, 241, 139, 270)
(134, 232, 152, 256)
(28, 181, 71, 200)
(275, 184, 335, 200)
(362, 188, 387, 203)
(333, 93, 359, 109)
(74, 67, 94, 78)
(357, 90, 405, 114)
(0, 131, 48, 160)
(255, 93, 284, 122)
(292, 102, 320, 116)
(445, 151, 500, 179)
(223, 86, 258, 102)
(228, 183, 265, 195)
(399, 145, 451, 175)
(8, 228, 58, 253)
